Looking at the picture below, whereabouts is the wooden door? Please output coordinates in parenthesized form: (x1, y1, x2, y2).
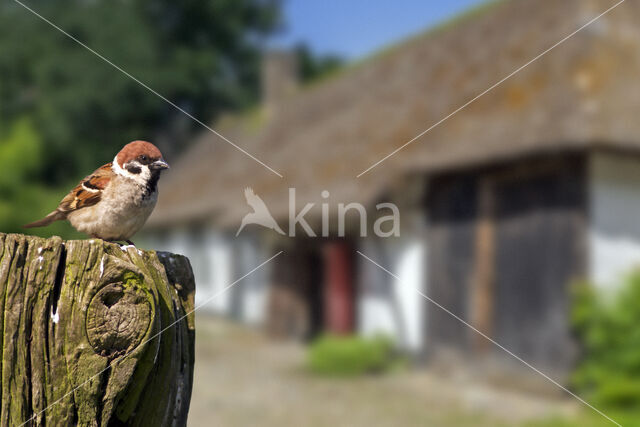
(426, 155, 586, 370)
(426, 175, 478, 353)
(323, 242, 355, 334)
(491, 158, 586, 369)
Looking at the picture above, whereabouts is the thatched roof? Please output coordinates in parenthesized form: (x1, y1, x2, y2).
(149, 0, 640, 228)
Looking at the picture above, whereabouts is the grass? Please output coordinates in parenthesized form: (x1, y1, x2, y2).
(307, 334, 398, 376)
(527, 409, 640, 427)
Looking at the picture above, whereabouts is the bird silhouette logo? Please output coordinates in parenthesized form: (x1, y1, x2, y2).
(236, 187, 286, 236)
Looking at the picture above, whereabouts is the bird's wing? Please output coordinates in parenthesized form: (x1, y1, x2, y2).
(244, 187, 255, 201)
(58, 163, 112, 212)
(244, 187, 268, 212)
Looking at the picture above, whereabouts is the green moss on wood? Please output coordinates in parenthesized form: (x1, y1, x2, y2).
(0, 233, 195, 426)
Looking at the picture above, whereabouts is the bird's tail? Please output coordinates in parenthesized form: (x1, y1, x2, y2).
(235, 218, 247, 237)
(273, 223, 286, 235)
(23, 210, 65, 229)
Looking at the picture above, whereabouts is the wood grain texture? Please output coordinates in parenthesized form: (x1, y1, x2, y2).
(0, 233, 195, 426)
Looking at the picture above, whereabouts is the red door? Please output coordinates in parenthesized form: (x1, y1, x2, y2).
(323, 242, 354, 334)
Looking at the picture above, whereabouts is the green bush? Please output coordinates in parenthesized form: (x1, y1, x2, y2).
(306, 334, 396, 377)
(572, 272, 640, 409)
(0, 118, 80, 238)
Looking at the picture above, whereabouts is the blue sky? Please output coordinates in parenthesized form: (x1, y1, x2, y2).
(271, 0, 486, 60)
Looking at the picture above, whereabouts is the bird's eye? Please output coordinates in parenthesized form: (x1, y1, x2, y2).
(139, 155, 148, 162)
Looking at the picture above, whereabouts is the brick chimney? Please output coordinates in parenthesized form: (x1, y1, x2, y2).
(262, 51, 299, 111)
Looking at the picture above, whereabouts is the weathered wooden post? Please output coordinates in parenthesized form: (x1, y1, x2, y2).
(0, 233, 195, 426)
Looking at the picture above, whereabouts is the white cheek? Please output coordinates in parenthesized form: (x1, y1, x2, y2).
(138, 166, 151, 183)
(112, 158, 150, 185)
(112, 156, 127, 176)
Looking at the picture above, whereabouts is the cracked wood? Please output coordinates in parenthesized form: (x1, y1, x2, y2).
(0, 233, 195, 426)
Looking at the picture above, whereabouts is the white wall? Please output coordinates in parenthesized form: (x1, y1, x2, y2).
(233, 235, 270, 325)
(589, 153, 640, 290)
(202, 230, 233, 313)
(142, 228, 234, 314)
(357, 238, 426, 352)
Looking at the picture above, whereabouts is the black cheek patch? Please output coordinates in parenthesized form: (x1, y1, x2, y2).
(126, 164, 142, 174)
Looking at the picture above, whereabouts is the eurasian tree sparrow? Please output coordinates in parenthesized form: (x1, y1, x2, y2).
(24, 140, 169, 245)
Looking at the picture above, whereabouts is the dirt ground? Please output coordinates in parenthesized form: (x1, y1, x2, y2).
(186, 315, 578, 427)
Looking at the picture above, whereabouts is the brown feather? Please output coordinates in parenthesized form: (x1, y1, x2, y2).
(23, 210, 66, 228)
(23, 163, 113, 229)
(58, 163, 112, 213)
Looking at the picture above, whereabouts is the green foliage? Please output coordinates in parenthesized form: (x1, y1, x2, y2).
(0, 119, 79, 238)
(0, 0, 282, 183)
(0, 118, 42, 192)
(526, 409, 640, 427)
(571, 273, 640, 409)
(0, 1, 344, 237)
(295, 44, 343, 84)
(306, 334, 396, 377)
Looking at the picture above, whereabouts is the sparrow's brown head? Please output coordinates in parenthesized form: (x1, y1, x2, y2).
(116, 141, 167, 169)
(113, 140, 169, 186)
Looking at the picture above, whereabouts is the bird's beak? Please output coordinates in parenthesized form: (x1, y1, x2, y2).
(150, 159, 170, 170)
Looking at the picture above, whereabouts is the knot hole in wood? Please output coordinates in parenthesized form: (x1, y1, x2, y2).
(85, 273, 152, 357)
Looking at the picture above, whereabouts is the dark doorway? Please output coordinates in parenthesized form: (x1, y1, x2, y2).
(267, 240, 324, 340)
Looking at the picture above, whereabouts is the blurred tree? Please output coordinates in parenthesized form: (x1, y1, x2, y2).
(0, 118, 78, 236)
(0, 0, 282, 183)
(295, 44, 343, 83)
(0, 0, 342, 237)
